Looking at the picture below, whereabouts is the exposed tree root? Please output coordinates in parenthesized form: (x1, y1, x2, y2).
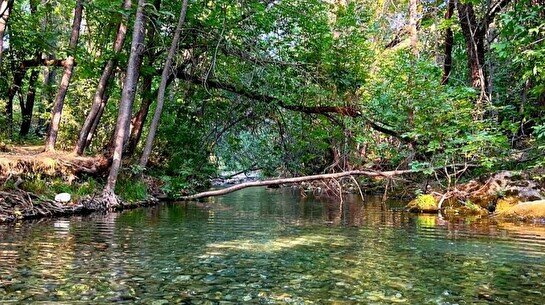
(0, 147, 108, 184)
(180, 169, 416, 200)
(0, 190, 158, 223)
(434, 171, 544, 210)
(0, 190, 92, 222)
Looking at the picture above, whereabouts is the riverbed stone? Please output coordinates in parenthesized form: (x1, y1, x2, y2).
(497, 200, 545, 220)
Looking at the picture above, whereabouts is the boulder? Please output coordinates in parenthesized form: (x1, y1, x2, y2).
(496, 200, 545, 220)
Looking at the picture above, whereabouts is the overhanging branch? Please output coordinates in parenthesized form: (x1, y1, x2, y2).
(175, 70, 415, 143)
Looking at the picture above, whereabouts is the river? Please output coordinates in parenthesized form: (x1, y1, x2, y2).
(1, 187, 545, 304)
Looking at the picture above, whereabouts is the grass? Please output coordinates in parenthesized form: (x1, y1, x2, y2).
(115, 175, 149, 202)
(14, 176, 101, 202)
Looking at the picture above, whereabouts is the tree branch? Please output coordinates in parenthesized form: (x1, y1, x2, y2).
(180, 169, 417, 200)
(175, 70, 415, 143)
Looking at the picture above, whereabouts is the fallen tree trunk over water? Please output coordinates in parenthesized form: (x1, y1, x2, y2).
(180, 169, 417, 200)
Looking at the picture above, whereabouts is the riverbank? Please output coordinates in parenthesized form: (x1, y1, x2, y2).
(2, 168, 545, 224)
(2, 146, 545, 223)
(0, 189, 161, 222)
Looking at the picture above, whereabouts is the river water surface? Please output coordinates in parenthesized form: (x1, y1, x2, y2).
(1, 187, 545, 304)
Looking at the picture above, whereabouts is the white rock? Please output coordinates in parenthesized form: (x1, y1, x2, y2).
(55, 193, 71, 203)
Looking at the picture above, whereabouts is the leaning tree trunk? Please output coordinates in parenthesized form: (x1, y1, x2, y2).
(139, 0, 189, 168)
(103, 0, 147, 195)
(44, 0, 84, 151)
(125, 73, 153, 156)
(19, 69, 39, 136)
(74, 0, 132, 155)
(441, 0, 455, 85)
(0, 0, 13, 64)
(181, 169, 418, 200)
(125, 0, 162, 156)
(6, 63, 26, 137)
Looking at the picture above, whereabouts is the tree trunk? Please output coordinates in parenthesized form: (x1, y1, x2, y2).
(6, 65, 25, 137)
(85, 96, 107, 149)
(19, 69, 39, 136)
(139, 0, 189, 168)
(104, 0, 147, 194)
(125, 0, 162, 156)
(36, 58, 57, 136)
(125, 73, 153, 156)
(180, 169, 417, 200)
(0, 0, 13, 64)
(441, 0, 455, 85)
(457, 3, 487, 106)
(44, 0, 84, 151)
(74, 0, 132, 155)
(36, 0, 57, 136)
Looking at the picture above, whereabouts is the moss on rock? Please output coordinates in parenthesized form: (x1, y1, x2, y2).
(407, 194, 439, 213)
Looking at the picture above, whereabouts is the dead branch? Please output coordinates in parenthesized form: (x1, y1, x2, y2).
(180, 169, 416, 200)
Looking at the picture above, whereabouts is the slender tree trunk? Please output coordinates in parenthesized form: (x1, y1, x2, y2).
(139, 0, 189, 168)
(104, 0, 147, 194)
(85, 96, 106, 148)
(19, 69, 39, 136)
(0, 0, 13, 64)
(74, 0, 132, 155)
(36, 0, 57, 136)
(6, 65, 25, 136)
(457, 3, 487, 105)
(125, 74, 153, 155)
(181, 169, 418, 200)
(36, 58, 56, 136)
(122, 0, 162, 156)
(44, 0, 84, 151)
(441, 0, 455, 85)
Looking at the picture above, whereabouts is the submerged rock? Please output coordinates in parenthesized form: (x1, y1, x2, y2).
(496, 200, 545, 220)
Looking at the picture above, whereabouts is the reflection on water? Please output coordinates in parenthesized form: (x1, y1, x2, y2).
(1, 187, 545, 304)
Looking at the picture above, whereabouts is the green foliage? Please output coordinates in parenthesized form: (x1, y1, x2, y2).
(1, 0, 544, 196)
(115, 175, 148, 202)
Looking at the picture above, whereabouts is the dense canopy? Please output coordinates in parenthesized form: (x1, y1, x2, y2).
(1, 0, 544, 198)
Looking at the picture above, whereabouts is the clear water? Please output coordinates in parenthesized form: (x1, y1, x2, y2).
(1, 187, 545, 304)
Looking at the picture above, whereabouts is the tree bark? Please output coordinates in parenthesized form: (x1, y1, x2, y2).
(44, 0, 84, 151)
(456, 0, 512, 107)
(74, 0, 132, 155)
(139, 0, 189, 168)
(0, 0, 13, 64)
(441, 0, 455, 85)
(6, 66, 24, 137)
(104, 0, 147, 194)
(180, 169, 417, 200)
(125, 73, 153, 156)
(125, 0, 163, 156)
(84, 95, 107, 149)
(457, 3, 486, 94)
(19, 69, 39, 136)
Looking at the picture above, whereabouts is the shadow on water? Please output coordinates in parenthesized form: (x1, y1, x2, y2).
(1, 187, 545, 304)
